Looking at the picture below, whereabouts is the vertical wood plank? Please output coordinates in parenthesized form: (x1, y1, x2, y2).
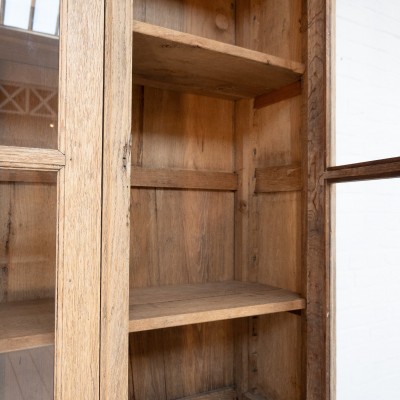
(302, 0, 329, 399)
(55, 0, 104, 398)
(101, 0, 132, 398)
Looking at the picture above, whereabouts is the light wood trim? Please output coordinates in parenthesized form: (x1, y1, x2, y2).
(0, 299, 54, 353)
(302, 0, 330, 399)
(55, 0, 104, 398)
(324, 157, 400, 182)
(131, 168, 238, 191)
(254, 81, 302, 109)
(0, 169, 57, 183)
(129, 281, 306, 332)
(177, 388, 237, 400)
(255, 164, 302, 193)
(0, 146, 65, 169)
(132, 20, 305, 99)
(100, 0, 132, 398)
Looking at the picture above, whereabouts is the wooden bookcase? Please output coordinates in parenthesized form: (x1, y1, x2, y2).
(124, 1, 309, 399)
(0, 0, 329, 399)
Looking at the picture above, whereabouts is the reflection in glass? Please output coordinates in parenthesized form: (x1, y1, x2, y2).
(0, 0, 60, 148)
(0, 169, 57, 400)
(335, 179, 400, 400)
(336, 1, 400, 165)
(0, 346, 54, 399)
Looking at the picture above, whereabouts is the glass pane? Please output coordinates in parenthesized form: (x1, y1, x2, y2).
(335, 179, 400, 399)
(0, 169, 57, 399)
(0, 0, 60, 149)
(335, 1, 400, 165)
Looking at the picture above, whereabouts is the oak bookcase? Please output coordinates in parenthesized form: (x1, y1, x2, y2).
(0, 0, 329, 399)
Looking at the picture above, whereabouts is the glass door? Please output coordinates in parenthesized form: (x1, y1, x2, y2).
(0, 0, 105, 398)
(0, 1, 60, 397)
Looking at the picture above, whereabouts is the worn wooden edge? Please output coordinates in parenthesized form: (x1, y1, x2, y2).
(242, 392, 268, 400)
(302, 0, 330, 399)
(0, 168, 57, 183)
(128, 281, 306, 333)
(254, 81, 302, 109)
(133, 20, 306, 75)
(100, 0, 132, 397)
(0, 298, 55, 353)
(0, 146, 65, 168)
(55, 0, 104, 398)
(176, 387, 237, 400)
(0, 333, 55, 354)
(255, 164, 302, 193)
(131, 167, 238, 191)
(324, 157, 400, 182)
(129, 299, 305, 333)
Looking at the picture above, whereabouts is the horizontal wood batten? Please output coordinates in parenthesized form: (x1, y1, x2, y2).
(133, 20, 305, 99)
(176, 387, 237, 400)
(324, 157, 400, 182)
(0, 169, 57, 183)
(129, 281, 305, 332)
(255, 164, 302, 193)
(254, 81, 302, 109)
(131, 168, 238, 191)
(0, 146, 65, 169)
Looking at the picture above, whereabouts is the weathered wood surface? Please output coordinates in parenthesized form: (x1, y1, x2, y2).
(55, 0, 104, 398)
(132, 168, 238, 191)
(325, 156, 400, 182)
(129, 281, 305, 332)
(255, 164, 302, 193)
(132, 20, 304, 99)
(100, 0, 132, 398)
(0, 299, 54, 353)
(254, 81, 302, 109)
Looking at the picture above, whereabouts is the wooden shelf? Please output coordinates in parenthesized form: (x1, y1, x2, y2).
(132, 21, 305, 100)
(0, 299, 54, 353)
(129, 280, 305, 332)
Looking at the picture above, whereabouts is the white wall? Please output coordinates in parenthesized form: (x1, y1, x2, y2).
(336, 1, 400, 399)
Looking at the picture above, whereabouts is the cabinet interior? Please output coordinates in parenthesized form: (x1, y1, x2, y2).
(0, 0, 307, 399)
(129, 1, 305, 399)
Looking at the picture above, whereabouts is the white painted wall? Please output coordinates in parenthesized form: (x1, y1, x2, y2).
(336, 1, 400, 399)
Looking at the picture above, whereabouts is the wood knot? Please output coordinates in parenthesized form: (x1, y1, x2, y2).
(215, 13, 229, 31)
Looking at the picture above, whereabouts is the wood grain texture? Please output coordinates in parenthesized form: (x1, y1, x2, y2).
(130, 189, 234, 288)
(176, 387, 237, 400)
(132, 21, 304, 99)
(302, 0, 329, 399)
(242, 392, 267, 400)
(236, 0, 303, 62)
(100, 0, 132, 397)
(233, 99, 255, 395)
(0, 299, 54, 353)
(129, 281, 305, 332)
(0, 180, 57, 305)
(0, 169, 57, 183)
(134, 0, 236, 44)
(55, 0, 104, 398)
(132, 168, 238, 191)
(255, 164, 302, 193)
(324, 156, 400, 182)
(139, 87, 234, 171)
(243, 2, 304, 398)
(254, 81, 302, 109)
(0, 146, 65, 169)
(130, 320, 234, 400)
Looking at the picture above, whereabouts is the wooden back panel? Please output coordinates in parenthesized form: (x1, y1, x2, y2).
(129, 1, 304, 399)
